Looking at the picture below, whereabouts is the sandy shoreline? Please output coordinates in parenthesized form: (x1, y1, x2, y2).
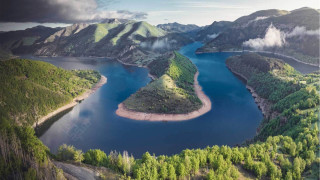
(32, 75, 107, 128)
(116, 72, 212, 121)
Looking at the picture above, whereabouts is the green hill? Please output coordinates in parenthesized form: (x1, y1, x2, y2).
(123, 52, 201, 114)
(0, 59, 100, 126)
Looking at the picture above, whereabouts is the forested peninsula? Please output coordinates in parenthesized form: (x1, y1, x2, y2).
(116, 51, 211, 121)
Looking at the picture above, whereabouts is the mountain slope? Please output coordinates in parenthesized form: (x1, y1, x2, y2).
(0, 26, 62, 55)
(33, 21, 166, 58)
(5, 20, 172, 65)
(157, 22, 200, 33)
(196, 21, 232, 42)
(0, 19, 195, 66)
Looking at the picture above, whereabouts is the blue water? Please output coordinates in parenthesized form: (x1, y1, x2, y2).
(37, 43, 263, 157)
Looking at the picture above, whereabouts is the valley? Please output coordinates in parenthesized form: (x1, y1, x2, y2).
(0, 5, 319, 180)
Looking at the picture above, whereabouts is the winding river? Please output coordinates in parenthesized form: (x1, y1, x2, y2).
(29, 43, 267, 157)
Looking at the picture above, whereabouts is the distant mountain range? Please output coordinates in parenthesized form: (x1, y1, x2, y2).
(0, 19, 193, 66)
(196, 7, 320, 65)
(0, 7, 319, 65)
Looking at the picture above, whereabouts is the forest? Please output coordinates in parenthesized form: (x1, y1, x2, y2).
(0, 59, 100, 126)
(123, 51, 202, 114)
(0, 59, 100, 179)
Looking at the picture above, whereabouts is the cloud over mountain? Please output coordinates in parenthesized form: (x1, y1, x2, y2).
(0, 0, 147, 23)
(243, 24, 320, 50)
(243, 24, 285, 50)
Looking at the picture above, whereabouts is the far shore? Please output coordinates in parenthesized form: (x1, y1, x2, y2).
(116, 72, 212, 121)
(32, 75, 107, 128)
(195, 49, 319, 67)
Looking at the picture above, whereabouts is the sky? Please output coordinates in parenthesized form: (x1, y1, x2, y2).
(0, 0, 319, 31)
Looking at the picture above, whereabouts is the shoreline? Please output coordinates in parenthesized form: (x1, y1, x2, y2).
(226, 66, 278, 120)
(116, 71, 212, 121)
(196, 49, 319, 67)
(32, 75, 107, 128)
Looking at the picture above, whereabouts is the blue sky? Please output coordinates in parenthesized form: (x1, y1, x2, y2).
(0, 0, 319, 31)
(106, 0, 320, 25)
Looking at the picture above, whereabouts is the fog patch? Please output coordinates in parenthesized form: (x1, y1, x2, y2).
(247, 16, 269, 26)
(140, 38, 177, 50)
(243, 24, 285, 50)
(243, 24, 319, 50)
(253, 16, 269, 21)
(207, 33, 219, 39)
(286, 26, 320, 38)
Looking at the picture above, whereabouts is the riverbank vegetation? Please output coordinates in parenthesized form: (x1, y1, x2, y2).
(123, 51, 202, 114)
(0, 59, 101, 179)
(56, 53, 319, 179)
(0, 59, 100, 126)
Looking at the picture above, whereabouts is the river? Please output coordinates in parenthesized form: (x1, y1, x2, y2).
(28, 43, 266, 157)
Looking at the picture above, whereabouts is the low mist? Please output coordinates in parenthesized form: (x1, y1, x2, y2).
(140, 38, 177, 50)
(243, 24, 320, 50)
(207, 33, 219, 39)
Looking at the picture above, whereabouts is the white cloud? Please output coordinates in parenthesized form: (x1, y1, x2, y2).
(243, 24, 320, 50)
(207, 33, 220, 39)
(0, 0, 147, 23)
(243, 24, 286, 50)
(286, 26, 320, 38)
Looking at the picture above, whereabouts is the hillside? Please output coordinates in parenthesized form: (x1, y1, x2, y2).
(196, 21, 232, 42)
(0, 26, 61, 56)
(0, 59, 101, 126)
(0, 59, 102, 179)
(197, 7, 320, 65)
(123, 51, 202, 114)
(53, 53, 320, 179)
